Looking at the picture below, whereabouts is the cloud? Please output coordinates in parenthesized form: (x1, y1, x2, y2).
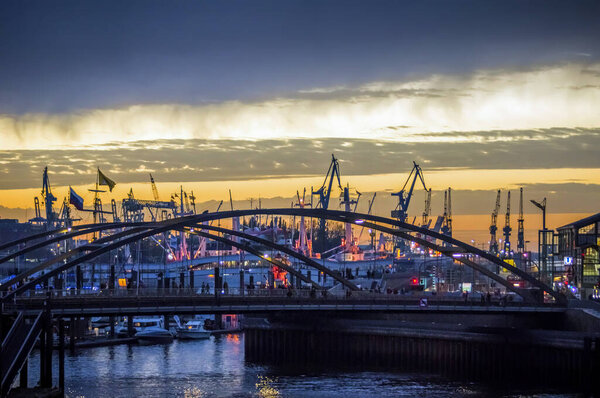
(1, 63, 599, 150)
(1, 129, 599, 190)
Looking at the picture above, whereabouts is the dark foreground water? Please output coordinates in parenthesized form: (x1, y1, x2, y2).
(25, 334, 577, 398)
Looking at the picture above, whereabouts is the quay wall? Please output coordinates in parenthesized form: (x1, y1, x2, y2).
(244, 323, 600, 391)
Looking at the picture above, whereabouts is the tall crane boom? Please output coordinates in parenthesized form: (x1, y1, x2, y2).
(441, 188, 452, 241)
(489, 189, 501, 254)
(503, 191, 512, 255)
(149, 173, 159, 201)
(312, 154, 342, 210)
(422, 188, 432, 226)
(311, 154, 343, 253)
(391, 161, 428, 223)
(41, 166, 57, 228)
(517, 187, 525, 252)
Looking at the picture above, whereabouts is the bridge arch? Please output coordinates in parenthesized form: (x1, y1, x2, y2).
(2, 221, 356, 300)
(1, 208, 561, 302)
(186, 229, 319, 289)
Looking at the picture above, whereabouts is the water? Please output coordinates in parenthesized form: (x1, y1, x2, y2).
(25, 335, 576, 397)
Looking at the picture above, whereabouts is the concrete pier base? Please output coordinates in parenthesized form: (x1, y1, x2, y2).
(244, 323, 599, 391)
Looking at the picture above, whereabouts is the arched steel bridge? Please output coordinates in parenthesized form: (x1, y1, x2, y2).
(0, 209, 564, 304)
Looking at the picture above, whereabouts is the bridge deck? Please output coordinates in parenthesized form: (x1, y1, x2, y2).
(5, 293, 566, 317)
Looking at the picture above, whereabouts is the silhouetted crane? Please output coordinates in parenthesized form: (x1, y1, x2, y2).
(311, 154, 343, 253)
(503, 191, 511, 255)
(517, 188, 525, 252)
(489, 189, 501, 254)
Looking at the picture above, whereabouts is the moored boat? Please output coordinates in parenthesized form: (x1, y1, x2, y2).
(176, 320, 211, 340)
(136, 326, 174, 345)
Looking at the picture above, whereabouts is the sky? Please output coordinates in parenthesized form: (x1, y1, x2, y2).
(0, 0, 599, 239)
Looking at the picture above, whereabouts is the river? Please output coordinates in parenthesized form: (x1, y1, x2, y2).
(25, 334, 575, 397)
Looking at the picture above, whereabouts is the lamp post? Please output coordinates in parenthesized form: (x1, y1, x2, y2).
(531, 198, 549, 283)
(369, 229, 376, 274)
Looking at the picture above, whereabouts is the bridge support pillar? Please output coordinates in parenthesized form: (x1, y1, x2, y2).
(239, 270, 245, 296)
(39, 323, 46, 386)
(179, 272, 185, 291)
(19, 359, 28, 388)
(59, 318, 65, 395)
(214, 267, 221, 293)
(109, 316, 115, 338)
(127, 316, 134, 337)
(157, 272, 163, 290)
(69, 318, 76, 352)
(110, 264, 115, 293)
(41, 293, 52, 388)
(76, 265, 83, 292)
(189, 270, 194, 290)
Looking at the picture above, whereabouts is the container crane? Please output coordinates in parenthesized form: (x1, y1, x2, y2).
(517, 188, 525, 252)
(340, 184, 360, 249)
(311, 154, 343, 253)
(503, 191, 512, 255)
(390, 161, 428, 223)
(150, 173, 159, 201)
(489, 189, 501, 254)
(294, 188, 311, 256)
(390, 161, 429, 253)
(441, 188, 452, 241)
(40, 166, 58, 228)
(122, 181, 176, 222)
(422, 189, 432, 227)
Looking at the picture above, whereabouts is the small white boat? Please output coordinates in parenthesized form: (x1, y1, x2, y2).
(176, 320, 211, 340)
(136, 326, 174, 345)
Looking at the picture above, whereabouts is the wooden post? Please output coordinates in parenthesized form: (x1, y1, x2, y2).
(69, 317, 75, 352)
(127, 316, 134, 337)
(59, 318, 65, 395)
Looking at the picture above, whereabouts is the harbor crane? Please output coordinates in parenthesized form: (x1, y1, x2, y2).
(422, 188, 432, 227)
(503, 191, 512, 256)
(340, 183, 361, 249)
(441, 188, 452, 246)
(489, 189, 501, 254)
(441, 188, 452, 240)
(294, 188, 311, 256)
(311, 154, 343, 252)
(31, 167, 78, 229)
(517, 188, 525, 252)
(391, 161, 428, 223)
(150, 173, 159, 201)
(40, 166, 58, 227)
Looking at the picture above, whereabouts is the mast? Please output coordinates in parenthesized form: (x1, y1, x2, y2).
(517, 187, 525, 252)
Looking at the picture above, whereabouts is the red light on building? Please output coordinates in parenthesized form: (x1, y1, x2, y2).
(411, 278, 419, 285)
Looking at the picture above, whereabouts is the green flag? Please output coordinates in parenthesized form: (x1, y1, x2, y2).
(98, 168, 116, 192)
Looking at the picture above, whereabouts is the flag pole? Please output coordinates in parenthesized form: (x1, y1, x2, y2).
(94, 168, 99, 226)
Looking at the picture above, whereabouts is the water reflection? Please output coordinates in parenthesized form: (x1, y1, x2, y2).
(23, 334, 573, 397)
(255, 375, 280, 397)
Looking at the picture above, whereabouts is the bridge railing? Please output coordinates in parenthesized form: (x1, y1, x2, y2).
(4, 286, 555, 308)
